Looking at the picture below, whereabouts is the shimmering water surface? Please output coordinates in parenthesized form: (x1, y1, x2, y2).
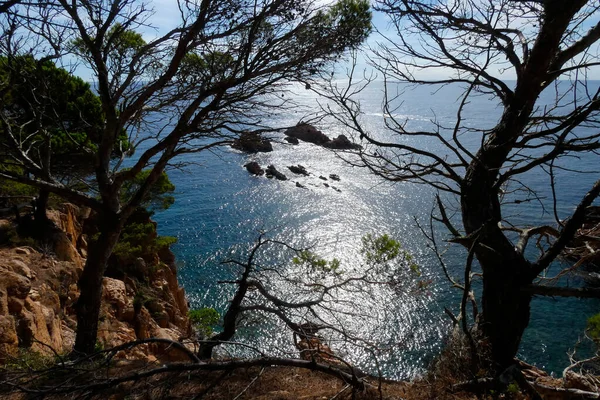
(149, 81, 600, 378)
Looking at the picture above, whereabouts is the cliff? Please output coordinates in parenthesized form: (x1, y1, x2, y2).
(0, 203, 191, 362)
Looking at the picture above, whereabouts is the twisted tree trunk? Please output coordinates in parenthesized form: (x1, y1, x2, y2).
(73, 210, 123, 355)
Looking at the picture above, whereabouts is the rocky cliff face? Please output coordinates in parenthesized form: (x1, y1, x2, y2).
(0, 204, 191, 363)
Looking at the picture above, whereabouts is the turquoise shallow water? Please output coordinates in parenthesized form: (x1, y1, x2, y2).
(148, 81, 600, 378)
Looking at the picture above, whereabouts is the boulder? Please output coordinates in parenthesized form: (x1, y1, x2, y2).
(323, 134, 361, 150)
(0, 269, 31, 299)
(284, 136, 299, 145)
(244, 161, 265, 176)
(284, 123, 331, 145)
(296, 182, 307, 189)
(51, 230, 83, 270)
(0, 316, 18, 360)
(103, 277, 128, 318)
(329, 174, 340, 181)
(288, 165, 309, 176)
(319, 176, 327, 181)
(265, 165, 287, 181)
(232, 132, 273, 153)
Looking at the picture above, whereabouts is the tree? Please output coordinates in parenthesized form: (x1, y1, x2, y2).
(196, 233, 423, 364)
(327, 0, 600, 372)
(0, 55, 128, 222)
(0, 0, 372, 355)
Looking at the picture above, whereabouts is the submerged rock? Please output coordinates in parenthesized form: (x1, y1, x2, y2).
(288, 165, 309, 176)
(244, 161, 264, 176)
(329, 174, 340, 181)
(296, 182, 307, 189)
(284, 136, 299, 145)
(266, 165, 287, 181)
(319, 176, 327, 181)
(232, 132, 273, 153)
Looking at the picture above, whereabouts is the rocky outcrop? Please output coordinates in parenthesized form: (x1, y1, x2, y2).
(288, 165, 309, 176)
(232, 132, 273, 153)
(284, 123, 361, 150)
(323, 135, 361, 150)
(284, 123, 331, 145)
(266, 165, 287, 181)
(284, 136, 299, 145)
(244, 161, 265, 176)
(0, 203, 191, 363)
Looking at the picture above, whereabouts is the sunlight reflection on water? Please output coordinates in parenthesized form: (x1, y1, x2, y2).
(152, 81, 600, 378)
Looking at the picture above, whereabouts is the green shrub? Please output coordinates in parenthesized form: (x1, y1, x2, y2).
(189, 307, 220, 339)
(2, 348, 56, 371)
(587, 312, 600, 340)
(112, 220, 177, 264)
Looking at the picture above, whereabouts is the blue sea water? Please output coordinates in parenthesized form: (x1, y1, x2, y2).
(149, 80, 600, 379)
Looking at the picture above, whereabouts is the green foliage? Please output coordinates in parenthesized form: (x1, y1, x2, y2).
(324, 0, 372, 48)
(189, 307, 220, 339)
(73, 23, 146, 72)
(94, 341, 104, 353)
(292, 250, 342, 275)
(361, 233, 401, 264)
(5, 226, 37, 248)
(0, 166, 37, 201)
(303, 0, 372, 55)
(587, 312, 600, 340)
(2, 349, 56, 371)
(361, 233, 420, 276)
(0, 55, 129, 178)
(120, 169, 176, 211)
(112, 220, 177, 264)
(179, 51, 235, 84)
(506, 382, 519, 394)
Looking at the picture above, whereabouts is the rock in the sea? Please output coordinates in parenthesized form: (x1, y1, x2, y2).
(323, 134, 361, 150)
(284, 123, 331, 145)
(288, 165, 309, 176)
(266, 165, 287, 181)
(319, 176, 327, 181)
(329, 174, 340, 181)
(285, 123, 361, 150)
(244, 161, 264, 176)
(296, 182, 307, 189)
(232, 132, 273, 153)
(284, 136, 299, 145)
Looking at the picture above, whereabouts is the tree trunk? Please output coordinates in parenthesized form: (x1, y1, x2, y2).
(34, 189, 49, 223)
(476, 236, 533, 370)
(461, 158, 534, 371)
(73, 211, 122, 356)
(198, 264, 251, 359)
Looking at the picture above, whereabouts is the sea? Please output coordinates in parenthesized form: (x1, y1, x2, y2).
(146, 78, 600, 379)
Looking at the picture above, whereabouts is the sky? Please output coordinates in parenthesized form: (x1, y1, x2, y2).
(69, 0, 600, 82)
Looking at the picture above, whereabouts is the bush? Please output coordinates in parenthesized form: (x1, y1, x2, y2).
(111, 220, 177, 265)
(189, 308, 220, 339)
(587, 312, 600, 341)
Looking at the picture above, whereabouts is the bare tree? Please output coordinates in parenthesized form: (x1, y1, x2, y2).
(325, 0, 600, 372)
(193, 231, 425, 385)
(0, 0, 372, 355)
